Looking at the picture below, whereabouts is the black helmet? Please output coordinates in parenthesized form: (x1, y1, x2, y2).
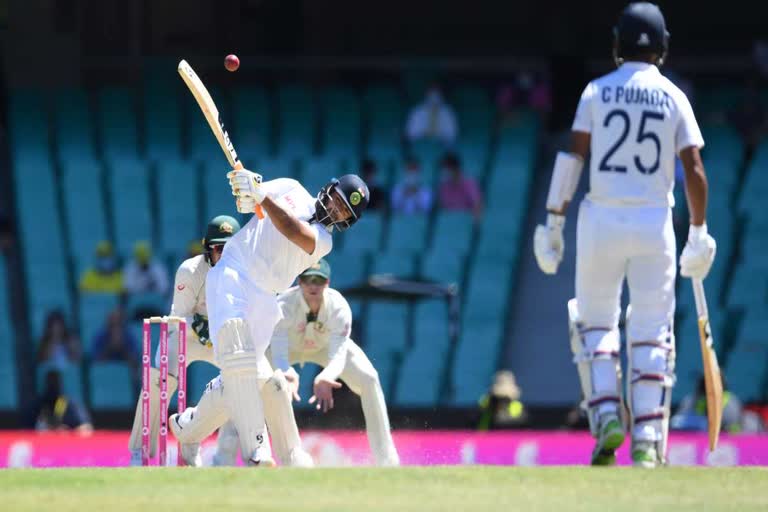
(313, 174, 370, 232)
(613, 2, 670, 67)
(202, 215, 240, 265)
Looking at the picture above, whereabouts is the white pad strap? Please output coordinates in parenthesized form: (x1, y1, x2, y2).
(262, 370, 304, 465)
(546, 152, 583, 212)
(172, 374, 228, 444)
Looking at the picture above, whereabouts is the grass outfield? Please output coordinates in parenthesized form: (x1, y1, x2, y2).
(2, 466, 767, 511)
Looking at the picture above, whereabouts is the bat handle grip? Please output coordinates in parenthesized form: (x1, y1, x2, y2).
(233, 161, 265, 219)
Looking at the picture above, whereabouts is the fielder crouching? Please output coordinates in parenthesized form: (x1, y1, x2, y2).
(269, 259, 400, 466)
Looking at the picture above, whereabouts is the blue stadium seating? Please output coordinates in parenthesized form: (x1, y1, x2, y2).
(54, 89, 96, 163)
(88, 362, 136, 409)
(109, 159, 152, 254)
(232, 86, 272, 159)
(277, 85, 315, 156)
(384, 214, 428, 253)
(156, 160, 200, 256)
(97, 88, 139, 161)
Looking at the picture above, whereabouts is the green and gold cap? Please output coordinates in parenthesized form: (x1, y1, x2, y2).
(299, 259, 331, 280)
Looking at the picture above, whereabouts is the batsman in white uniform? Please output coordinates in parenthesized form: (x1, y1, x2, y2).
(170, 171, 370, 466)
(128, 215, 306, 466)
(534, 2, 716, 467)
(269, 259, 400, 466)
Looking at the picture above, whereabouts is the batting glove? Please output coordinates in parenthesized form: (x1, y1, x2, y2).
(227, 169, 265, 202)
(680, 224, 717, 280)
(533, 213, 565, 275)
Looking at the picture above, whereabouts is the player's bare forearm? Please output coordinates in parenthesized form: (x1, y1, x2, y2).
(680, 146, 708, 226)
(260, 196, 317, 254)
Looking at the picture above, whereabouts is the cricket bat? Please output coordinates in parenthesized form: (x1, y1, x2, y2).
(692, 278, 723, 452)
(177, 59, 264, 219)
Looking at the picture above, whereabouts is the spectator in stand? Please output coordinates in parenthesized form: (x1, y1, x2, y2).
(391, 157, 433, 215)
(90, 307, 138, 369)
(361, 158, 389, 212)
(79, 240, 123, 294)
(32, 369, 92, 433)
(728, 79, 766, 159)
(671, 376, 744, 434)
(529, 73, 552, 120)
(124, 241, 169, 295)
(438, 152, 483, 220)
(405, 84, 458, 145)
(37, 310, 81, 369)
(477, 370, 528, 430)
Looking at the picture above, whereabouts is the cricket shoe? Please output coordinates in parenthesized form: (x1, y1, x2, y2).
(168, 413, 203, 467)
(286, 447, 314, 468)
(631, 441, 658, 468)
(590, 413, 625, 466)
(129, 449, 143, 467)
(246, 453, 277, 467)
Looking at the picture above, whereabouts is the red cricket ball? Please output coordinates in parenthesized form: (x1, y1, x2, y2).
(224, 54, 240, 72)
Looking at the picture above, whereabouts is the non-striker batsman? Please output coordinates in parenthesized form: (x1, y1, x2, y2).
(534, 2, 716, 467)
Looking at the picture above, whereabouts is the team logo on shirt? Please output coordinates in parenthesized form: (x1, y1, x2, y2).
(350, 191, 362, 206)
(177, 284, 185, 291)
(220, 222, 234, 234)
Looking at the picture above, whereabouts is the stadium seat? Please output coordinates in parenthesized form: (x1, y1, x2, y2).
(156, 160, 200, 256)
(397, 299, 452, 405)
(384, 214, 428, 253)
(109, 159, 152, 254)
(341, 212, 384, 252)
(724, 308, 768, 402)
(202, 161, 237, 223)
(9, 91, 50, 160)
(450, 324, 504, 406)
(144, 81, 182, 161)
(97, 88, 139, 161)
(277, 85, 315, 156)
(0, 368, 18, 409)
(60, 159, 108, 259)
(371, 252, 418, 279)
(79, 294, 120, 351)
(431, 211, 474, 253)
(301, 157, 344, 197)
(364, 301, 408, 396)
(325, 250, 368, 290)
(321, 87, 362, 157)
(475, 209, 524, 260)
(420, 251, 465, 285)
(726, 262, 767, 309)
(88, 362, 136, 409)
(232, 86, 272, 159)
(53, 89, 96, 162)
(364, 85, 403, 159)
(294, 363, 322, 410)
(462, 258, 512, 327)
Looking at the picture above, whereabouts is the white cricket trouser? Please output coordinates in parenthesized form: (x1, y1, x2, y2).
(293, 341, 399, 466)
(576, 199, 676, 444)
(206, 262, 282, 462)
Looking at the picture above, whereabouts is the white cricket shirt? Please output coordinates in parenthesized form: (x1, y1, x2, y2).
(573, 62, 704, 208)
(270, 286, 353, 382)
(219, 178, 333, 294)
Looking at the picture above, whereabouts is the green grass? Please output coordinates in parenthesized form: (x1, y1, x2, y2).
(2, 466, 767, 511)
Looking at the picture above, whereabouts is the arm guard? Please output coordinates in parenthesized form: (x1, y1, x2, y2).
(546, 152, 584, 212)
